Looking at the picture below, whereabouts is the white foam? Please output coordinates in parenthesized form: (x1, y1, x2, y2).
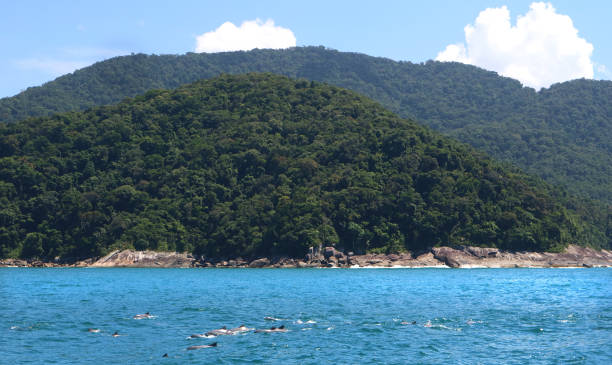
(264, 316, 282, 321)
(349, 265, 449, 269)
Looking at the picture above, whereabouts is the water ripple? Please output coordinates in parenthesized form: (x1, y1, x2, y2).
(0, 267, 610, 363)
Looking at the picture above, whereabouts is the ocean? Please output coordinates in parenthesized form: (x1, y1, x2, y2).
(1, 268, 610, 364)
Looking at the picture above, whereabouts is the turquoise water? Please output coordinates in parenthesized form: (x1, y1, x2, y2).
(1, 268, 611, 364)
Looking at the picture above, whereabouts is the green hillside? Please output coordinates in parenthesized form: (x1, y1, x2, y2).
(0, 47, 610, 204)
(0, 74, 608, 260)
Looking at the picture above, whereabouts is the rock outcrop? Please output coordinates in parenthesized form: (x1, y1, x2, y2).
(248, 258, 270, 268)
(343, 251, 445, 267)
(2, 245, 611, 268)
(90, 250, 194, 268)
(430, 245, 612, 268)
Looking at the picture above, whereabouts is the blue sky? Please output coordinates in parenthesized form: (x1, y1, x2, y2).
(1, 0, 610, 97)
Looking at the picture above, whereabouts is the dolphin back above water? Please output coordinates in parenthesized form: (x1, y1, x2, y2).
(187, 342, 218, 350)
(205, 326, 234, 337)
(255, 325, 288, 333)
(133, 312, 153, 320)
(189, 333, 215, 339)
(230, 325, 254, 333)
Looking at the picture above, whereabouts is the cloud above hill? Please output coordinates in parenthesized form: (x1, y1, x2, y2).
(436, 2, 594, 89)
(195, 19, 296, 53)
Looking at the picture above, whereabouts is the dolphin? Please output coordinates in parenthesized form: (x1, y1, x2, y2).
(187, 342, 218, 350)
(205, 326, 234, 337)
(230, 325, 253, 333)
(189, 333, 213, 339)
(255, 325, 288, 333)
(133, 312, 152, 319)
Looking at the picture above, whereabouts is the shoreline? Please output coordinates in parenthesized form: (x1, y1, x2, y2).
(1, 244, 611, 269)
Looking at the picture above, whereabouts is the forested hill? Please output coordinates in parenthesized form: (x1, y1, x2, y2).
(0, 74, 608, 260)
(0, 47, 611, 204)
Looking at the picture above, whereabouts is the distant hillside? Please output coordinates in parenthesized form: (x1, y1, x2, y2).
(0, 74, 607, 260)
(0, 47, 610, 204)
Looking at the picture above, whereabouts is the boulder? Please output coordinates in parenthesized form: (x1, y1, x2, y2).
(90, 250, 194, 268)
(323, 247, 336, 259)
(367, 258, 383, 265)
(238, 258, 248, 265)
(388, 254, 400, 262)
(466, 246, 499, 258)
(444, 257, 461, 268)
(248, 258, 270, 268)
(431, 247, 463, 268)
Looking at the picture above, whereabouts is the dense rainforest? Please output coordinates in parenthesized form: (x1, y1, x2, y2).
(0, 47, 610, 205)
(0, 74, 608, 261)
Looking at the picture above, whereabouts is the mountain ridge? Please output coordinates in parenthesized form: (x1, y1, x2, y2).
(0, 74, 608, 260)
(1, 47, 610, 205)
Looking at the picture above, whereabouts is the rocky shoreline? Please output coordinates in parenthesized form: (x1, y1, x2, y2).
(1, 244, 611, 269)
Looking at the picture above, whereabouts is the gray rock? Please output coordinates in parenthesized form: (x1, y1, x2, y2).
(248, 258, 270, 268)
(323, 247, 336, 259)
(444, 257, 461, 268)
(431, 247, 462, 268)
(388, 254, 400, 262)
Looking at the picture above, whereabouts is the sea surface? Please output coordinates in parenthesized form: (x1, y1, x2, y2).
(1, 268, 611, 364)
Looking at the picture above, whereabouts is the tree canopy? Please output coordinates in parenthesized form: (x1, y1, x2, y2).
(0, 47, 610, 205)
(0, 74, 608, 260)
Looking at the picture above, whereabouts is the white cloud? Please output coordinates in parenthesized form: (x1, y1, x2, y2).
(436, 2, 594, 89)
(195, 19, 296, 53)
(595, 63, 611, 78)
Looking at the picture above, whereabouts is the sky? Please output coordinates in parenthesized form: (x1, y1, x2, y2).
(1, 0, 610, 98)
